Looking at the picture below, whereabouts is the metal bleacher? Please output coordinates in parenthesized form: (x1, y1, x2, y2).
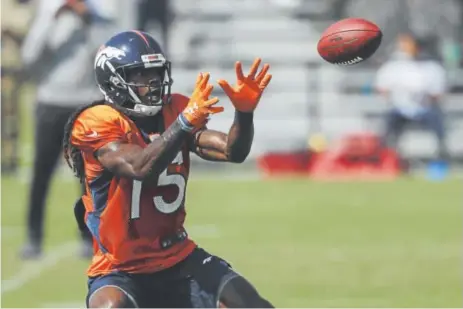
(169, 0, 320, 159)
(168, 0, 463, 163)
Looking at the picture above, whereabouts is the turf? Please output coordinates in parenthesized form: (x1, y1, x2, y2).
(1, 175, 461, 307)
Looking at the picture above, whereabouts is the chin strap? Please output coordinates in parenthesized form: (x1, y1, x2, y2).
(133, 103, 162, 116)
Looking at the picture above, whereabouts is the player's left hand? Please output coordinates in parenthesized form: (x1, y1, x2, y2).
(217, 58, 272, 113)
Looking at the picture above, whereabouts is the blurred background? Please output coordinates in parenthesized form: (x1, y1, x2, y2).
(1, 0, 462, 307)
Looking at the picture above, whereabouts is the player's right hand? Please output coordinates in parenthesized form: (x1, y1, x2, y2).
(179, 73, 223, 130)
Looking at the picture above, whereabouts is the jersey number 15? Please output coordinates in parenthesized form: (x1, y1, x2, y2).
(130, 152, 185, 219)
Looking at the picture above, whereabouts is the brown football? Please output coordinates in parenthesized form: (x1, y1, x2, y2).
(317, 18, 382, 65)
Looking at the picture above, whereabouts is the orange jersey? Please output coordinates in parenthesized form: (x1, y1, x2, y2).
(71, 94, 196, 277)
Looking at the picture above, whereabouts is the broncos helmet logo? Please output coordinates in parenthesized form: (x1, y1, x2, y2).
(94, 46, 126, 70)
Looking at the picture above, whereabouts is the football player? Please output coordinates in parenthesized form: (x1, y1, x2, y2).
(63, 30, 272, 308)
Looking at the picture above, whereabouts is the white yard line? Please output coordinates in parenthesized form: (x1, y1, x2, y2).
(1, 241, 79, 294)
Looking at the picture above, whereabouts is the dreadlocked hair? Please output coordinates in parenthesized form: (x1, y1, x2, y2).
(63, 99, 108, 183)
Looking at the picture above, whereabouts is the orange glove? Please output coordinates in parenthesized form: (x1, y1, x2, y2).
(217, 58, 272, 113)
(179, 73, 223, 131)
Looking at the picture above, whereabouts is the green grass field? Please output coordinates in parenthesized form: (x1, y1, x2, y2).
(1, 175, 461, 308)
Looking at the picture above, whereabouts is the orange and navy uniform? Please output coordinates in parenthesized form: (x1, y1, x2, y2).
(71, 94, 196, 277)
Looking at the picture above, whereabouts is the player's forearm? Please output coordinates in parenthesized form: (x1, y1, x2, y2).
(225, 111, 254, 163)
(97, 119, 189, 180)
(134, 119, 189, 180)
